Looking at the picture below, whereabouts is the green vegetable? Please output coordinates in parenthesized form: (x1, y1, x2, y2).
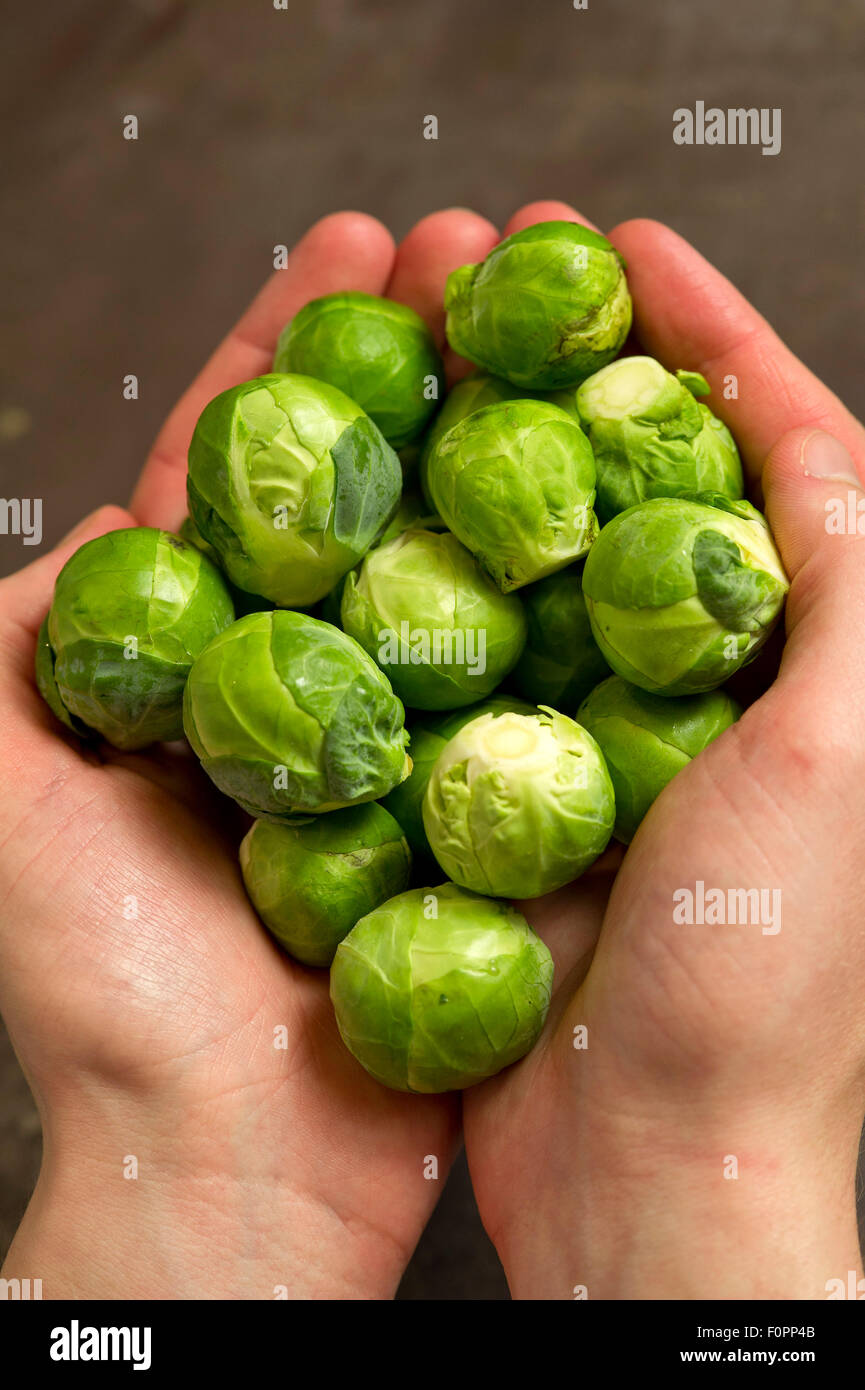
(182, 608, 410, 817)
(582, 494, 789, 695)
(317, 491, 444, 629)
(240, 805, 411, 967)
(423, 706, 615, 898)
(575, 356, 743, 521)
(444, 221, 632, 389)
(418, 371, 535, 507)
(274, 292, 444, 448)
(577, 676, 740, 842)
(381, 695, 536, 858)
(374, 488, 444, 547)
(425, 399, 598, 592)
(511, 565, 610, 710)
(35, 617, 91, 738)
(340, 528, 527, 710)
(330, 883, 553, 1092)
(186, 373, 402, 608)
(43, 528, 234, 749)
(180, 513, 274, 617)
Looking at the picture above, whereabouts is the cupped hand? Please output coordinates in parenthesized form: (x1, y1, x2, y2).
(0, 209, 499, 1299)
(463, 202, 865, 1299)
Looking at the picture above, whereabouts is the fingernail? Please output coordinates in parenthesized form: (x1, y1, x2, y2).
(801, 430, 862, 487)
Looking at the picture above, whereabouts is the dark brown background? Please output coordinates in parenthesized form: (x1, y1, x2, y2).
(1, 0, 863, 1298)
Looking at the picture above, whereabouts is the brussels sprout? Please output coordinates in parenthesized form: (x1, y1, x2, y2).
(577, 676, 740, 842)
(34, 617, 92, 738)
(180, 513, 274, 617)
(575, 356, 744, 521)
(341, 528, 526, 711)
(418, 371, 536, 505)
(42, 528, 234, 749)
(179, 511, 219, 564)
(273, 292, 444, 448)
(511, 565, 610, 710)
(318, 572, 351, 629)
(187, 373, 402, 608)
(183, 609, 410, 817)
(423, 707, 615, 898)
(444, 221, 632, 390)
(425, 399, 598, 592)
(375, 488, 444, 547)
(381, 695, 536, 859)
(240, 805, 411, 967)
(582, 494, 789, 696)
(330, 883, 553, 1092)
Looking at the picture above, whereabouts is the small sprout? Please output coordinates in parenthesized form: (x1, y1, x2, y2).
(340, 528, 527, 710)
(330, 883, 553, 1092)
(578, 675, 740, 842)
(381, 695, 536, 860)
(182, 609, 410, 817)
(425, 399, 598, 592)
(575, 356, 744, 521)
(186, 373, 402, 608)
(423, 707, 615, 898)
(444, 221, 632, 389)
(41, 528, 234, 749)
(274, 291, 444, 448)
(240, 805, 412, 967)
(582, 494, 790, 695)
(511, 564, 610, 709)
(418, 371, 537, 506)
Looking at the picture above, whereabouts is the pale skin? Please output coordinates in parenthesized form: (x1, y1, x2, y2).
(1, 202, 864, 1300)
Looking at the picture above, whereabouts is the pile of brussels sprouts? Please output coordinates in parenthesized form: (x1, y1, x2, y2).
(36, 221, 789, 1094)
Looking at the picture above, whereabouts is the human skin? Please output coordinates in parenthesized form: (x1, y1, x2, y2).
(0, 209, 498, 1300)
(461, 201, 865, 1300)
(2, 204, 864, 1300)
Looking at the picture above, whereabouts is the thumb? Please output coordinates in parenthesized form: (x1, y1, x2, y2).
(762, 427, 865, 697)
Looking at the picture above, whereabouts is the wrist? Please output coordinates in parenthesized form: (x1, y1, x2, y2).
(3, 1083, 400, 1300)
(497, 1094, 862, 1301)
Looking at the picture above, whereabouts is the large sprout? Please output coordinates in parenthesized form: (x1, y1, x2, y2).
(511, 564, 610, 709)
(423, 707, 615, 898)
(273, 291, 444, 448)
(340, 528, 527, 710)
(575, 356, 744, 521)
(240, 805, 411, 967)
(582, 494, 789, 695)
(186, 373, 402, 608)
(425, 399, 598, 592)
(577, 676, 740, 842)
(183, 609, 410, 817)
(381, 695, 536, 859)
(41, 528, 234, 749)
(444, 221, 632, 389)
(330, 883, 553, 1092)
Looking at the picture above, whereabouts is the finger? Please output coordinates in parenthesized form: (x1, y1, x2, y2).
(608, 219, 865, 487)
(385, 208, 499, 387)
(761, 429, 865, 703)
(501, 199, 601, 238)
(131, 211, 396, 532)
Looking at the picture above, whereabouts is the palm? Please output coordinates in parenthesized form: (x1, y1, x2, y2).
(0, 685, 458, 1279)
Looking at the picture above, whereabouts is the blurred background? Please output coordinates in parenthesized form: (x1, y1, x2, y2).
(1, 0, 863, 1298)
